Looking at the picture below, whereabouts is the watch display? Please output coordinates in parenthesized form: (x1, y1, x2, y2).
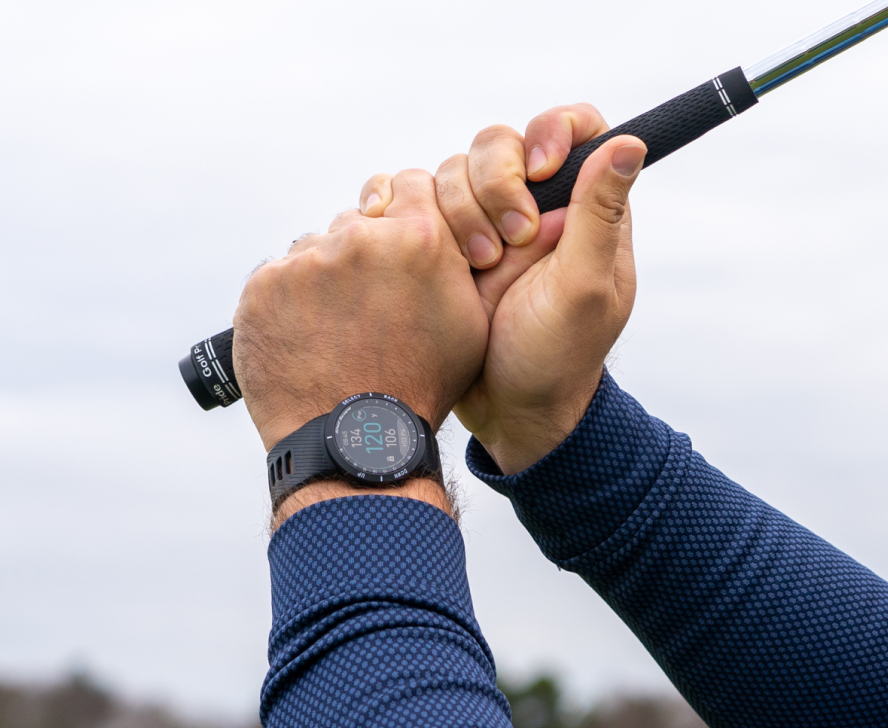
(267, 392, 439, 504)
(329, 396, 420, 476)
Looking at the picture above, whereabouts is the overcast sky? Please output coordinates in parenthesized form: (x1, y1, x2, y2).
(1, 0, 887, 720)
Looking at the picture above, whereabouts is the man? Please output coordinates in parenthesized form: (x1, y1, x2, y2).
(233, 105, 888, 727)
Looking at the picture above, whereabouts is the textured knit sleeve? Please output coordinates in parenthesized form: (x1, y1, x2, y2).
(260, 495, 511, 728)
(466, 372, 888, 728)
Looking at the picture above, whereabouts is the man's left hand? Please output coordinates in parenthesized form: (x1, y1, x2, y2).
(233, 170, 489, 455)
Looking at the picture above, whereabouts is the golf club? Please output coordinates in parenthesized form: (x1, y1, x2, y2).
(179, 0, 888, 412)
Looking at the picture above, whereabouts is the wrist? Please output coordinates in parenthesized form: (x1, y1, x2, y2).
(475, 422, 574, 476)
(470, 375, 600, 475)
(271, 477, 452, 531)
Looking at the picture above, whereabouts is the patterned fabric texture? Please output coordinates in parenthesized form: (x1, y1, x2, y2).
(467, 372, 888, 727)
(262, 496, 511, 728)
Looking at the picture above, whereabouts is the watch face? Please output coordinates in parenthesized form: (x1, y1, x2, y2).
(330, 396, 421, 478)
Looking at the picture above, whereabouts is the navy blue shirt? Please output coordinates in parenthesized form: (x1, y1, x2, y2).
(261, 373, 888, 727)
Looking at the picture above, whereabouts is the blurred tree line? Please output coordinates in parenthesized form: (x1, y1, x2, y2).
(0, 672, 706, 728)
(0, 673, 257, 728)
(497, 675, 706, 728)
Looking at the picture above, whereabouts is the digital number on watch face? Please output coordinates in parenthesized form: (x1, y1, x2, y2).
(333, 398, 419, 474)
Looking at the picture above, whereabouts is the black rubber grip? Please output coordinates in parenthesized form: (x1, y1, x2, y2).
(182, 68, 757, 411)
(529, 67, 758, 213)
(180, 327, 241, 410)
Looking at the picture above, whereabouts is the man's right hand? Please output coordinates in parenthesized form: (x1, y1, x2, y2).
(362, 105, 646, 475)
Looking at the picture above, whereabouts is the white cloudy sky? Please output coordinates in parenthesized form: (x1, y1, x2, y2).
(1, 0, 887, 720)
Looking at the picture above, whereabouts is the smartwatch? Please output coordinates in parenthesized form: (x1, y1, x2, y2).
(266, 392, 441, 506)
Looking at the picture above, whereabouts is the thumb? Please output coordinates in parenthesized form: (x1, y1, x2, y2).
(473, 208, 566, 319)
(555, 136, 646, 286)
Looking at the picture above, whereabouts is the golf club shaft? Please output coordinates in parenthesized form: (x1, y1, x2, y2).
(181, 0, 888, 411)
(745, 0, 888, 96)
(530, 0, 888, 214)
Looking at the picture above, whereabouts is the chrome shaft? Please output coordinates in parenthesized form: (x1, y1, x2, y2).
(744, 0, 888, 96)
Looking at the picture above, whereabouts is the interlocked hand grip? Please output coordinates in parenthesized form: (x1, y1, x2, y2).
(181, 68, 758, 410)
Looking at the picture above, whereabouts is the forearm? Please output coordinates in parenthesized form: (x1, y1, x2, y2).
(468, 373, 888, 727)
(261, 495, 511, 728)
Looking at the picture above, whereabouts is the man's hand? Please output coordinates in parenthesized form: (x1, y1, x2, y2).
(233, 170, 489, 520)
(362, 106, 646, 475)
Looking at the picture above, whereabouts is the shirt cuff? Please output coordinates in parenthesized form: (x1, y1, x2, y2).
(267, 495, 474, 630)
(466, 371, 688, 563)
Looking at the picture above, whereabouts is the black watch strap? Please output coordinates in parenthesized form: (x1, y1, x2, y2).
(267, 414, 336, 505)
(267, 411, 442, 507)
(414, 416, 441, 479)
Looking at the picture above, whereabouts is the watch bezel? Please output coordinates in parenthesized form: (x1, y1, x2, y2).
(324, 392, 428, 484)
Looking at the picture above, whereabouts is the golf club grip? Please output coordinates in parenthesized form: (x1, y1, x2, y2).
(529, 67, 758, 213)
(185, 69, 758, 410)
(180, 327, 242, 410)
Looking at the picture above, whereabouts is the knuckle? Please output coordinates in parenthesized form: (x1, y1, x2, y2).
(395, 167, 435, 191)
(587, 189, 628, 225)
(328, 223, 374, 264)
(434, 189, 488, 242)
(231, 306, 244, 330)
(532, 103, 585, 125)
(392, 216, 442, 259)
(288, 233, 318, 255)
(436, 157, 469, 203)
(574, 102, 608, 130)
(448, 207, 485, 239)
(243, 258, 278, 292)
(529, 103, 607, 140)
(366, 172, 391, 187)
(290, 229, 367, 275)
(436, 179, 468, 210)
(437, 153, 467, 177)
(238, 260, 283, 315)
(571, 101, 602, 119)
(473, 170, 522, 203)
(410, 216, 439, 249)
(244, 259, 269, 287)
(338, 219, 375, 247)
(329, 208, 361, 230)
(472, 124, 520, 149)
(398, 166, 431, 177)
(286, 245, 330, 275)
(537, 105, 572, 123)
(392, 168, 437, 206)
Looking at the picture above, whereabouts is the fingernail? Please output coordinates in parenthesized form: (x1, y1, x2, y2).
(527, 146, 548, 176)
(467, 234, 497, 266)
(362, 192, 381, 214)
(612, 145, 646, 177)
(501, 211, 533, 245)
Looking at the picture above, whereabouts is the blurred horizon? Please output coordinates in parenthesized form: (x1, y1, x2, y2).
(0, 670, 706, 728)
